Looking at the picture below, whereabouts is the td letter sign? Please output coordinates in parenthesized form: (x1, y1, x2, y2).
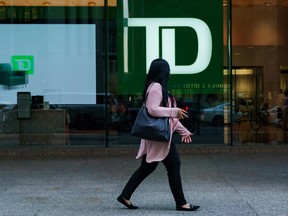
(117, 0, 223, 94)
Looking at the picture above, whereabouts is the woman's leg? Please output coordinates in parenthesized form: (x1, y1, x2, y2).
(119, 155, 159, 200)
(162, 142, 187, 207)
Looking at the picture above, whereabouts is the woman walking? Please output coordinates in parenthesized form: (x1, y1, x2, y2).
(117, 58, 200, 211)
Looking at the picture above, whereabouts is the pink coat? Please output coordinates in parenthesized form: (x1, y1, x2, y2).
(136, 83, 192, 163)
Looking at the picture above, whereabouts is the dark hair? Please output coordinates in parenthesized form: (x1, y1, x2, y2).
(142, 58, 174, 107)
(284, 89, 288, 97)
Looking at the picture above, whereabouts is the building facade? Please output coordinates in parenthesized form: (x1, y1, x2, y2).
(0, 0, 288, 148)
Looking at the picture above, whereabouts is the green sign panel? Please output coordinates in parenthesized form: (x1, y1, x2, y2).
(11, 55, 34, 75)
(117, 0, 223, 95)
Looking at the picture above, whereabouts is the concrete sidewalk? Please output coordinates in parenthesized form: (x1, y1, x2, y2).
(0, 151, 287, 216)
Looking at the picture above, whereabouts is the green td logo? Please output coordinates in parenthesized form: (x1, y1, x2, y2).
(11, 55, 34, 75)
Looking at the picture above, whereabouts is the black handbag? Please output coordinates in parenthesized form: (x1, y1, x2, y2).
(131, 105, 170, 142)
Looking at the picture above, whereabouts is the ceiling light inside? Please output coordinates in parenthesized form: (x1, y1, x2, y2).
(43, 1, 51, 6)
(88, 1, 96, 6)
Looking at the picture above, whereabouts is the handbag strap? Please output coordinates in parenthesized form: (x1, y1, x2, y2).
(143, 83, 155, 107)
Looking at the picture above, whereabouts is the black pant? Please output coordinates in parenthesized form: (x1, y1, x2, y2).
(119, 142, 187, 207)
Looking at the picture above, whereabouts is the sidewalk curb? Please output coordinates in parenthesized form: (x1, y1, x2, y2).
(0, 145, 287, 158)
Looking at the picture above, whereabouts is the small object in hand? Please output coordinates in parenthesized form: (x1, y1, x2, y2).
(184, 111, 189, 118)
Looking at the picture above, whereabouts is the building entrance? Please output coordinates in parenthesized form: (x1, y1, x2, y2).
(232, 67, 286, 144)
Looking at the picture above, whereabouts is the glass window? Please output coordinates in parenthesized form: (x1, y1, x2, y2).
(0, 6, 110, 147)
(230, 1, 288, 145)
(7, 1, 282, 147)
(110, 0, 226, 146)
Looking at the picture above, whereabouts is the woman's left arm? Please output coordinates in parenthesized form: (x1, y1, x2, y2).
(146, 84, 179, 118)
(173, 97, 193, 143)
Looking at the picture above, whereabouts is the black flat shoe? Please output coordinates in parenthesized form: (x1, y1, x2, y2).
(176, 204, 200, 211)
(117, 196, 138, 209)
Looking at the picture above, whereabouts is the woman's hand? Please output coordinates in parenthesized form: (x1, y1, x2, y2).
(181, 135, 192, 143)
(177, 108, 188, 119)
